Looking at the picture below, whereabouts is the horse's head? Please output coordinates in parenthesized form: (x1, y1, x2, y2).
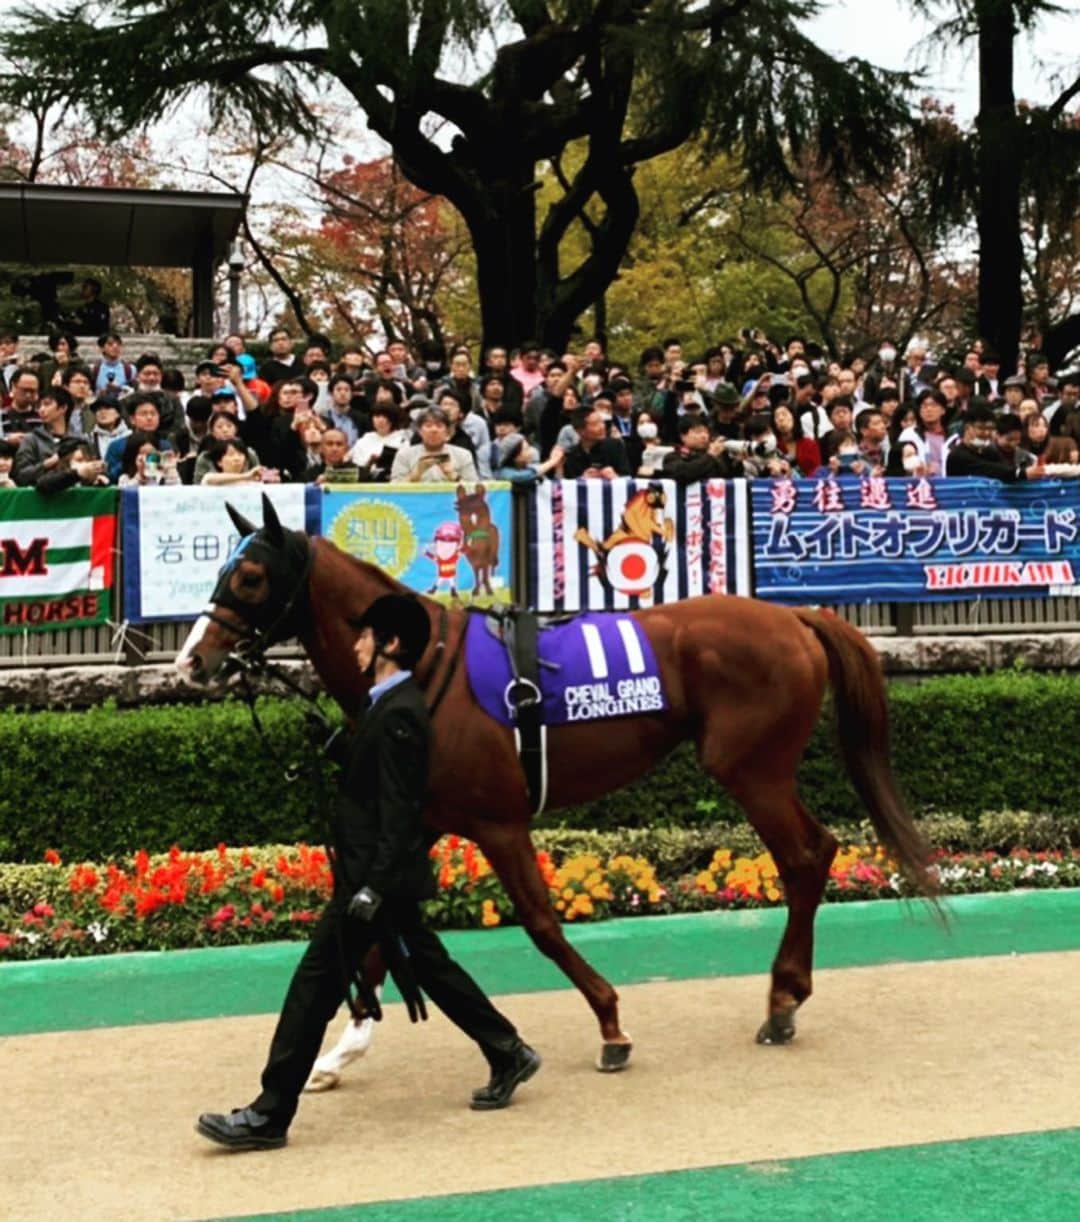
(175, 492, 310, 685)
(456, 482, 490, 531)
(623, 486, 668, 539)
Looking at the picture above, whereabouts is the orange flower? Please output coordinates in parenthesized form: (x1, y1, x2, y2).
(43, 849, 61, 866)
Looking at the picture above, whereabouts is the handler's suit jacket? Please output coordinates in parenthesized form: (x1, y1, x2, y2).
(330, 677, 436, 902)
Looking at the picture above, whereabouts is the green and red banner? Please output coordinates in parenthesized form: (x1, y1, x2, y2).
(0, 488, 118, 632)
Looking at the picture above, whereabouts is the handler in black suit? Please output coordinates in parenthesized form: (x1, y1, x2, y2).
(197, 594, 540, 1151)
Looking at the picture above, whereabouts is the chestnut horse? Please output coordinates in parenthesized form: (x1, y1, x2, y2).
(176, 495, 932, 1070)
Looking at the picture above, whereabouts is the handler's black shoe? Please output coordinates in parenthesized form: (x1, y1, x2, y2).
(196, 1107, 288, 1151)
(470, 1043, 541, 1110)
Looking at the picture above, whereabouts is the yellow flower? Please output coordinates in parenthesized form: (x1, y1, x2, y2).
(562, 887, 575, 901)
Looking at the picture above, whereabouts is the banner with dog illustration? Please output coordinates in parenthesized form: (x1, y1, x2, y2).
(527, 478, 752, 611)
(320, 482, 514, 605)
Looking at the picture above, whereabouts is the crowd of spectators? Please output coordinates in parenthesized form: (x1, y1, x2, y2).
(1, 323, 1078, 494)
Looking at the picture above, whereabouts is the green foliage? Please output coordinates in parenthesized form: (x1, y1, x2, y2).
(0, 1, 919, 349)
(5, 671, 1080, 864)
(0, 699, 324, 863)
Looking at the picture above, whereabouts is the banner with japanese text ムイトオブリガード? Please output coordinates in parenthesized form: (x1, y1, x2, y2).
(527, 478, 752, 611)
(320, 481, 514, 605)
(751, 474, 1080, 604)
(121, 484, 317, 622)
(0, 487, 118, 633)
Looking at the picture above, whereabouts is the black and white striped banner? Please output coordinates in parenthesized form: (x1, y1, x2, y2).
(527, 478, 751, 611)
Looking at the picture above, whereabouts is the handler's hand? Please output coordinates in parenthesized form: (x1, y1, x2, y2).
(348, 886, 382, 922)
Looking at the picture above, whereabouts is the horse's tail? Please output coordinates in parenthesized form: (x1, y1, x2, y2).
(794, 608, 936, 896)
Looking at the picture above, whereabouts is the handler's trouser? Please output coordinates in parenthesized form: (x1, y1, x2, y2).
(252, 896, 521, 1125)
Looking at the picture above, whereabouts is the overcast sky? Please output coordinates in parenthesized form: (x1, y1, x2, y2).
(801, 0, 1078, 118)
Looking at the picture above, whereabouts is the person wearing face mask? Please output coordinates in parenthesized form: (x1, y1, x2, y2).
(738, 415, 789, 479)
(627, 411, 670, 475)
(862, 339, 899, 405)
(945, 404, 1044, 481)
(826, 432, 868, 478)
(885, 440, 928, 477)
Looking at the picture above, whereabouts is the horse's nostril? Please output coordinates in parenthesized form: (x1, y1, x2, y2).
(189, 654, 204, 676)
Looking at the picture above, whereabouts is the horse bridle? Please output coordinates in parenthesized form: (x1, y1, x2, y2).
(204, 531, 463, 754)
(204, 533, 315, 665)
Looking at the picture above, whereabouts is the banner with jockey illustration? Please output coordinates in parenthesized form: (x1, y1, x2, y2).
(0, 487, 118, 633)
(320, 482, 514, 606)
(527, 478, 752, 611)
(122, 485, 316, 622)
(751, 475, 1080, 604)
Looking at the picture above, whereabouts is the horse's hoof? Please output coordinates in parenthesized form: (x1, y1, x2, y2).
(755, 1007, 797, 1046)
(303, 1069, 340, 1093)
(596, 1038, 633, 1073)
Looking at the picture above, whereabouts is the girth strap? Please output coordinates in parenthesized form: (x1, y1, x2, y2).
(494, 606, 548, 817)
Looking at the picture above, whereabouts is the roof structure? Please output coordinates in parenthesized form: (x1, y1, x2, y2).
(0, 182, 244, 267)
(0, 183, 246, 334)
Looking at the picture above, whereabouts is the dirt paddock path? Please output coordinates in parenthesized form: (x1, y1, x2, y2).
(4, 950, 1080, 1221)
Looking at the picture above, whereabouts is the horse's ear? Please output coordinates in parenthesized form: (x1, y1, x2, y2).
(226, 502, 257, 538)
(261, 492, 284, 546)
(456, 483, 466, 503)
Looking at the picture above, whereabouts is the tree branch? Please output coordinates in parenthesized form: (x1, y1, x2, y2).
(1047, 72, 1080, 122)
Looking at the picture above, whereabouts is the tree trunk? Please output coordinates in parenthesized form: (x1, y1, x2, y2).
(469, 164, 540, 351)
(593, 291, 608, 352)
(976, 1, 1022, 371)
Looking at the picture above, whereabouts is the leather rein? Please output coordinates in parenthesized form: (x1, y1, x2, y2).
(208, 537, 464, 775)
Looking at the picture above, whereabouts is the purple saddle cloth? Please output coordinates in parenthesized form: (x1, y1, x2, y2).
(465, 611, 668, 728)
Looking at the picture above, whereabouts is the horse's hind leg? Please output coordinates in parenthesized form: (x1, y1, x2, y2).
(478, 822, 633, 1072)
(304, 948, 387, 1092)
(724, 777, 837, 1045)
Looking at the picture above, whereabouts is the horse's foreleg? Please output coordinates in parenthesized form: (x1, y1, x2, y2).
(480, 823, 633, 1072)
(726, 778, 837, 1045)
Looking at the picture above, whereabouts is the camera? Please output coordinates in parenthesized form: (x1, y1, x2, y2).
(723, 439, 775, 460)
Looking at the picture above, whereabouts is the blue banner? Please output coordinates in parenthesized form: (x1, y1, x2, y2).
(320, 482, 514, 605)
(751, 475, 1080, 604)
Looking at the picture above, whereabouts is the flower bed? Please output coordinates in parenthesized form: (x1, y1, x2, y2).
(4, 836, 1080, 962)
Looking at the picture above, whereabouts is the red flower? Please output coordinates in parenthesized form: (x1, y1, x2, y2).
(270, 884, 285, 904)
(32, 902, 55, 918)
(0, 933, 13, 951)
(210, 904, 236, 924)
(44, 849, 61, 865)
(134, 889, 167, 917)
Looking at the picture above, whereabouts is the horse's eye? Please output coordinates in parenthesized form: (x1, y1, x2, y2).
(240, 572, 262, 588)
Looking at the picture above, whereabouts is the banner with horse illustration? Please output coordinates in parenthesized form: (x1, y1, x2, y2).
(320, 482, 514, 606)
(751, 475, 1080, 604)
(527, 478, 752, 611)
(0, 487, 118, 633)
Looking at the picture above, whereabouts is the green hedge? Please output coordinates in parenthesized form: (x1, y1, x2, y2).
(2, 669, 1080, 862)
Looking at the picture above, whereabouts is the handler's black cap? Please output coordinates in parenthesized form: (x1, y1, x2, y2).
(348, 594, 431, 667)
